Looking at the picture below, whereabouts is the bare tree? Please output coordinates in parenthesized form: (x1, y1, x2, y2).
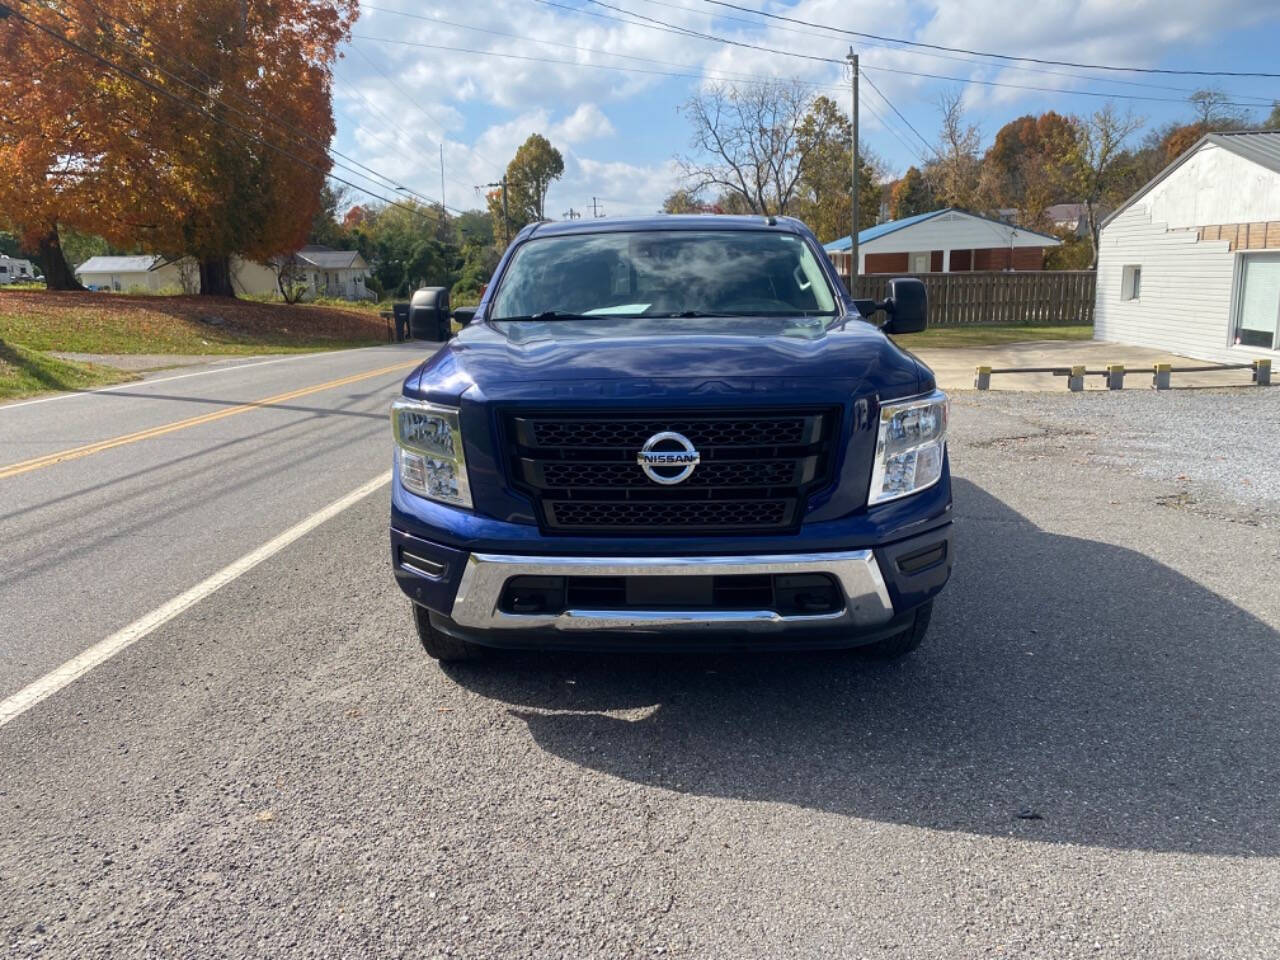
(676, 80, 812, 216)
(927, 90, 983, 210)
(1188, 89, 1250, 129)
(1062, 104, 1145, 268)
(273, 255, 309, 304)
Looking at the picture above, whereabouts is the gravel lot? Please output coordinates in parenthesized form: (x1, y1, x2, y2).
(953, 387, 1280, 520)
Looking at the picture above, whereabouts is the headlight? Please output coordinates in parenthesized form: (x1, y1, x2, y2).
(868, 389, 948, 505)
(391, 399, 472, 508)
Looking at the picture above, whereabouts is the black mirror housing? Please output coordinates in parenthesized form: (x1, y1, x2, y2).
(882, 277, 928, 335)
(453, 306, 478, 326)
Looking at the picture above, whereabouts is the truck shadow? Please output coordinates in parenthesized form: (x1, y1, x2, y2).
(443, 478, 1279, 856)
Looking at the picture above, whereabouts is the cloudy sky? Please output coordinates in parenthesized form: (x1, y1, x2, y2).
(329, 0, 1280, 219)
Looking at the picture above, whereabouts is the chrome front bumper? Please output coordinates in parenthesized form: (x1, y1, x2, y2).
(448, 550, 895, 632)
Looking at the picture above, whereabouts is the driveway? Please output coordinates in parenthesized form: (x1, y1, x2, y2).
(915, 338, 1261, 391)
(0, 361, 1276, 957)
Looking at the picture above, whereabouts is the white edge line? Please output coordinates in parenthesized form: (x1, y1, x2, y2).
(0, 470, 393, 728)
(0, 344, 410, 411)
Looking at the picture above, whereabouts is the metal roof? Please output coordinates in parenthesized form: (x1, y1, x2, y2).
(295, 250, 364, 269)
(824, 207, 1060, 252)
(1100, 130, 1280, 230)
(75, 255, 165, 273)
(1207, 129, 1280, 176)
(824, 210, 943, 252)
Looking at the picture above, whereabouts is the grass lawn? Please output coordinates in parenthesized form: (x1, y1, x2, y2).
(893, 324, 1094, 350)
(0, 340, 137, 401)
(0, 289, 391, 356)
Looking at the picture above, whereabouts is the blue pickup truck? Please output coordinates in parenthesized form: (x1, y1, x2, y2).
(389, 215, 951, 662)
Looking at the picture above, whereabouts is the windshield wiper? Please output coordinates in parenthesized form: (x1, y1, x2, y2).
(493, 311, 598, 322)
(645, 310, 743, 318)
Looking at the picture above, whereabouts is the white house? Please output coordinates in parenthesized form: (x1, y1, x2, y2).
(824, 208, 1060, 276)
(280, 246, 373, 300)
(1095, 130, 1280, 363)
(0, 254, 37, 284)
(74, 248, 370, 300)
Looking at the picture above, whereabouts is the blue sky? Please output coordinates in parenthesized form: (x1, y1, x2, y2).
(329, 0, 1280, 219)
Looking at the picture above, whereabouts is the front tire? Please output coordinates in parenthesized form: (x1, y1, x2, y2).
(858, 600, 933, 660)
(412, 604, 484, 662)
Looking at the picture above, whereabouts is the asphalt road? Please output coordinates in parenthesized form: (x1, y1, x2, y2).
(1, 363, 1277, 958)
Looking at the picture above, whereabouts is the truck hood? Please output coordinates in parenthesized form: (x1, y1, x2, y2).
(404, 315, 927, 400)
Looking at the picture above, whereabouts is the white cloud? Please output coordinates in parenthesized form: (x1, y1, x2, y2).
(552, 103, 616, 143)
(331, 0, 1280, 212)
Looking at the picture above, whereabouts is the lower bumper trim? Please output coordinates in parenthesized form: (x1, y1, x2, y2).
(448, 550, 895, 633)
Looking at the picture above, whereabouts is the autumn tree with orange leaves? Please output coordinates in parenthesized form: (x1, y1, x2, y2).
(0, 0, 356, 293)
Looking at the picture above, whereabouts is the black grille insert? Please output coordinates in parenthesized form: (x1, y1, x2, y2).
(499, 573, 842, 616)
(506, 408, 839, 535)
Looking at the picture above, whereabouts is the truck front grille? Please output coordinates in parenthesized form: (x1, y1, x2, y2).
(505, 409, 839, 535)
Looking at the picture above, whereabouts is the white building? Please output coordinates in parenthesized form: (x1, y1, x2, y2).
(0, 254, 37, 284)
(74, 248, 370, 300)
(75, 255, 191, 292)
(280, 246, 373, 300)
(824, 208, 1060, 276)
(1095, 130, 1280, 362)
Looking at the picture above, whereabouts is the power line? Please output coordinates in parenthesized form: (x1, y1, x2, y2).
(697, 0, 1280, 79)
(860, 72, 939, 161)
(534, 0, 1274, 109)
(344, 41, 507, 172)
(352, 32, 848, 90)
(628, 0, 1265, 99)
(330, 70, 480, 201)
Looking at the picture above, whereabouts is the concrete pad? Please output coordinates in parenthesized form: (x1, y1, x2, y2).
(913, 339, 1266, 392)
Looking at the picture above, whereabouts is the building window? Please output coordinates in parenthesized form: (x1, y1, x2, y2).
(1234, 253, 1280, 349)
(1121, 265, 1141, 301)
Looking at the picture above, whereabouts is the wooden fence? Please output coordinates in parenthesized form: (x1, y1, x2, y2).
(844, 271, 1096, 327)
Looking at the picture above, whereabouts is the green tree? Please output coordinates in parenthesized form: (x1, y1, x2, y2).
(308, 183, 350, 248)
(1266, 102, 1280, 130)
(662, 189, 708, 214)
(452, 238, 501, 304)
(790, 96, 879, 243)
(489, 134, 565, 242)
(0, 230, 22, 258)
(889, 167, 936, 220)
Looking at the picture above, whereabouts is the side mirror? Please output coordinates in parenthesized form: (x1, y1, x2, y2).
(881, 277, 928, 335)
(452, 306, 477, 326)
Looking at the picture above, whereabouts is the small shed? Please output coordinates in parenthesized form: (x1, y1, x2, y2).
(1095, 130, 1280, 362)
(825, 208, 1060, 276)
(75, 255, 183, 292)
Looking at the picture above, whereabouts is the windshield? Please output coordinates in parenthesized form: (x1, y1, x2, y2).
(490, 229, 838, 320)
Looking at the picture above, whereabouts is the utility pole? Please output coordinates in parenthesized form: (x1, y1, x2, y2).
(848, 47, 860, 283)
(590, 197, 604, 218)
(439, 144, 446, 215)
(501, 177, 510, 245)
(562, 208, 581, 220)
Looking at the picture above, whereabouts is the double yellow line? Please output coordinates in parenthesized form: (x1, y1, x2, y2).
(0, 360, 418, 481)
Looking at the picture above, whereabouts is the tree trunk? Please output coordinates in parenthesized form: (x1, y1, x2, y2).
(199, 257, 235, 297)
(37, 228, 85, 291)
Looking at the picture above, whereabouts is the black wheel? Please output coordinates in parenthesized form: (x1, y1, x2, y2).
(412, 604, 485, 662)
(858, 600, 933, 660)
